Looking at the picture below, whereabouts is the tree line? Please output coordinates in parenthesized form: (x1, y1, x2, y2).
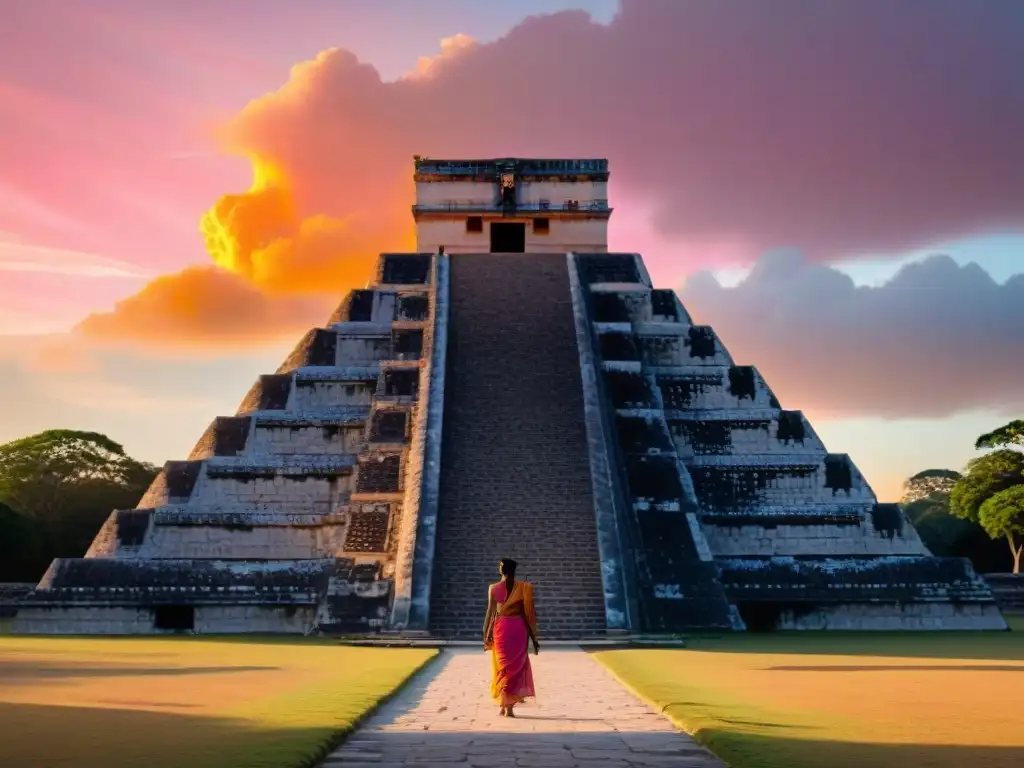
(0, 420, 1021, 584)
(0, 430, 157, 582)
(902, 419, 1024, 574)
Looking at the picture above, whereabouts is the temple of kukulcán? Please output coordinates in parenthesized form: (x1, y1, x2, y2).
(15, 157, 1007, 636)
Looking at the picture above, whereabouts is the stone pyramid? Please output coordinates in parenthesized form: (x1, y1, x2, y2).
(15, 158, 1005, 636)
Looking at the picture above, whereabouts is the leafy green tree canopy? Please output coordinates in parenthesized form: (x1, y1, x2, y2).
(0, 430, 159, 580)
(975, 419, 1024, 450)
(950, 449, 1024, 574)
(901, 468, 962, 503)
(978, 485, 1024, 574)
(0, 502, 44, 582)
(0, 429, 156, 523)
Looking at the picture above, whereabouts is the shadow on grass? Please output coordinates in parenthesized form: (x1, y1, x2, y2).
(679, 625, 1024, 661)
(0, 700, 333, 768)
(698, 728, 1024, 768)
(0, 659, 279, 682)
(763, 663, 1024, 672)
(2, 631, 347, 647)
(0, 652, 449, 768)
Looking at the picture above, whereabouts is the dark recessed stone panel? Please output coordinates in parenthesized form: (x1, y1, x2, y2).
(396, 294, 429, 321)
(870, 503, 906, 539)
(776, 410, 806, 443)
(592, 292, 631, 323)
(657, 374, 722, 410)
(727, 366, 756, 400)
(382, 368, 419, 398)
(348, 290, 375, 321)
(212, 416, 252, 456)
(382, 255, 430, 284)
(625, 456, 684, 502)
(114, 509, 152, 546)
(236, 374, 293, 413)
(343, 506, 392, 552)
(824, 454, 854, 494)
(369, 410, 408, 443)
(615, 416, 673, 454)
(276, 329, 337, 372)
(689, 465, 817, 512)
(356, 454, 402, 494)
(579, 254, 640, 284)
(392, 329, 424, 360)
(599, 332, 640, 362)
(687, 326, 716, 358)
(604, 370, 657, 409)
(671, 420, 735, 455)
(650, 289, 678, 319)
(164, 461, 203, 502)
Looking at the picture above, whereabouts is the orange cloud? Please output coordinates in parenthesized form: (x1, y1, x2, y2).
(406, 34, 477, 80)
(76, 266, 332, 351)
(71, 1, 1024, 358)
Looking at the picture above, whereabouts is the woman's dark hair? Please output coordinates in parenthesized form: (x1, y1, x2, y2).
(499, 558, 517, 576)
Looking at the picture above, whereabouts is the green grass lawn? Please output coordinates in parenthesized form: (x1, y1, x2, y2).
(595, 615, 1024, 768)
(0, 632, 435, 768)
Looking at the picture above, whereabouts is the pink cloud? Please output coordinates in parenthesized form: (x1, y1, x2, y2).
(4, 0, 1023, 420)
(220, 0, 1024, 271)
(682, 252, 1024, 419)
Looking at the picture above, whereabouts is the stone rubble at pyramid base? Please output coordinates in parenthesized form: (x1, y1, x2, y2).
(13, 245, 1007, 635)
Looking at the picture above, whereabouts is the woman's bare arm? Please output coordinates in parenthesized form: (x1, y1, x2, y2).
(482, 585, 496, 641)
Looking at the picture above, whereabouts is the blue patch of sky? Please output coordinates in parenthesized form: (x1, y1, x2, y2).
(711, 233, 1024, 289)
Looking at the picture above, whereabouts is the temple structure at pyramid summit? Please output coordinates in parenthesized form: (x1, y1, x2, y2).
(16, 157, 1007, 636)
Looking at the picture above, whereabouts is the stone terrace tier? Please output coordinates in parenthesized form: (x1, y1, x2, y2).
(570, 252, 1005, 631)
(15, 253, 443, 636)
(16, 247, 1008, 636)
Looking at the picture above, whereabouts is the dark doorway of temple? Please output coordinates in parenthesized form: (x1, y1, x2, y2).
(490, 222, 526, 253)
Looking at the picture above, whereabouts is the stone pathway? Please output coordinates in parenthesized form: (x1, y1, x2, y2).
(322, 648, 726, 767)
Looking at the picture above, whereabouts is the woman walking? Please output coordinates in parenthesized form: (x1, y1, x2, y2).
(483, 558, 540, 717)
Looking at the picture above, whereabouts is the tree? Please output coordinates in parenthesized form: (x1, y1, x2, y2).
(0, 430, 156, 522)
(901, 468, 962, 503)
(901, 469, 1010, 571)
(0, 502, 45, 582)
(949, 450, 1024, 574)
(978, 486, 1024, 574)
(0, 430, 158, 572)
(975, 419, 1024, 450)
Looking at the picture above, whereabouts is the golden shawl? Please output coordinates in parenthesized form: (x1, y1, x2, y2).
(484, 580, 538, 649)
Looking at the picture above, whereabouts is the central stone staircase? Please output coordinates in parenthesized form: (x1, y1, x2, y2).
(428, 253, 608, 639)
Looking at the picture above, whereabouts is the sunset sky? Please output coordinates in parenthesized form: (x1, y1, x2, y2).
(1, 0, 1022, 501)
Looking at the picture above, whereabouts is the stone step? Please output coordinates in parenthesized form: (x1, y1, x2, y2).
(375, 253, 433, 286)
(717, 555, 998, 604)
(686, 454, 875, 512)
(203, 454, 357, 477)
(429, 253, 608, 638)
(698, 501, 875, 526)
(588, 287, 690, 324)
(595, 322, 733, 367)
(249, 411, 370, 457)
(188, 411, 372, 461)
(276, 327, 427, 372)
(328, 288, 431, 325)
(293, 365, 382, 382)
(22, 557, 360, 605)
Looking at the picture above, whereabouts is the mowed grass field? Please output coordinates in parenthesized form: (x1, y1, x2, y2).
(0, 627, 434, 768)
(595, 615, 1024, 768)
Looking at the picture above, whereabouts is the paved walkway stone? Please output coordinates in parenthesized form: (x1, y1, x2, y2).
(322, 648, 726, 767)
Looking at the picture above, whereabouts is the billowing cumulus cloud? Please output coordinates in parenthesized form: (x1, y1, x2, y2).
(216, 0, 1024, 264)
(75, 266, 332, 351)
(87, 0, 1024, 352)
(681, 253, 1024, 419)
